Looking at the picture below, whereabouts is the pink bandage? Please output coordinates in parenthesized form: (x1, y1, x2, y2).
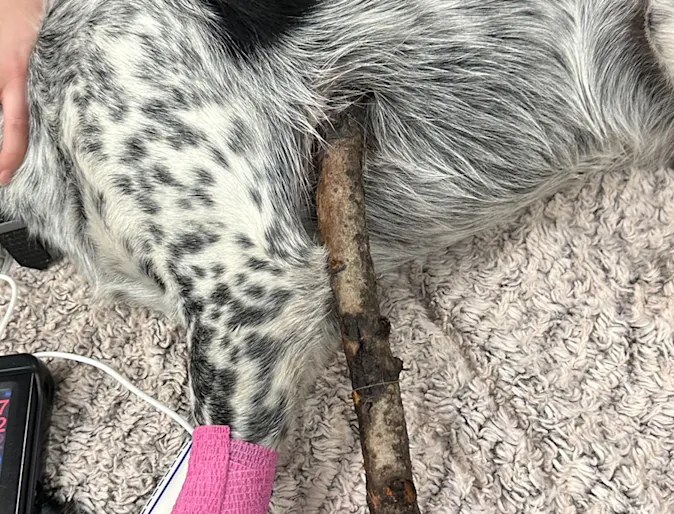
(171, 426, 278, 514)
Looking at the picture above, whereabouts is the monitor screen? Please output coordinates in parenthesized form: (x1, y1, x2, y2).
(0, 385, 12, 475)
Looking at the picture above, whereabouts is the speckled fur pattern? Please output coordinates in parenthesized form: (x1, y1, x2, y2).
(1, 0, 674, 451)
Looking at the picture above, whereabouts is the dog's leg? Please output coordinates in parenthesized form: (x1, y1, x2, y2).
(178, 226, 339, 449)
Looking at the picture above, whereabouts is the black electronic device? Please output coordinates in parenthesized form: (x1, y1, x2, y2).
(0, 354, 54, 514)
(0, 216, 59, 271)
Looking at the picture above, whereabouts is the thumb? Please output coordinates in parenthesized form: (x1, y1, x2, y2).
(0, 73, 30, 184)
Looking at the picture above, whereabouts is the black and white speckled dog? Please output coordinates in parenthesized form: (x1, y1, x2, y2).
(2, 0, 674, 482)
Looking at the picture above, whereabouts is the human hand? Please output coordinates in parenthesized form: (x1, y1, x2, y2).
(0, 0, 45, 184)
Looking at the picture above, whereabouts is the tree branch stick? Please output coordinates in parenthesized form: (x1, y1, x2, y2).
(316, 104, 421, 514)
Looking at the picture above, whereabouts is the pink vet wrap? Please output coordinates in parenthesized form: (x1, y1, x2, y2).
(171, 425, 278, 514)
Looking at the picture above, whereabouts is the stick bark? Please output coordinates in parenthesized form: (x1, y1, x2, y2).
(316, 104, 421, 514)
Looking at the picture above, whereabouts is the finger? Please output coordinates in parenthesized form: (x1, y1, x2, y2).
(0, 75, 30, 184)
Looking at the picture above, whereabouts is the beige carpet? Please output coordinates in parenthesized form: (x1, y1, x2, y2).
(2, 164, 674, 513)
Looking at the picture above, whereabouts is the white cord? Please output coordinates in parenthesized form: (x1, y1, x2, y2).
(0, 272, 194, 436)
(0, 274, 17, 339)
(33, 351, 194, 436)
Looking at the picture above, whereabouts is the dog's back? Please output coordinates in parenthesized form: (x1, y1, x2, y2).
(6, 0, 672, 271)
(307, 0, 673, 267)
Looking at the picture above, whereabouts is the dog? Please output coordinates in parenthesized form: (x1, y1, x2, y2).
(3, 0, 674, 508)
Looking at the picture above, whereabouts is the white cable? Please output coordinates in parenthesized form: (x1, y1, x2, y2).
(33, 351, 194, 436)
(0, 274, 17, 339)
(0, 271, 194, 436)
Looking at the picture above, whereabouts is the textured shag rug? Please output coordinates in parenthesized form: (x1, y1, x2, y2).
(1, 164, 674, 514)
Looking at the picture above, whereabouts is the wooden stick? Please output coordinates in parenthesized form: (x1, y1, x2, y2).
(316, 104, 421, 514)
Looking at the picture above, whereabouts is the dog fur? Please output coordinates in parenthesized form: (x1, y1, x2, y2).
(2, 0, 674, 467)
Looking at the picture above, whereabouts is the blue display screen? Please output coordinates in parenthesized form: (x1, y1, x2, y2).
(0, 387, 12, 474)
